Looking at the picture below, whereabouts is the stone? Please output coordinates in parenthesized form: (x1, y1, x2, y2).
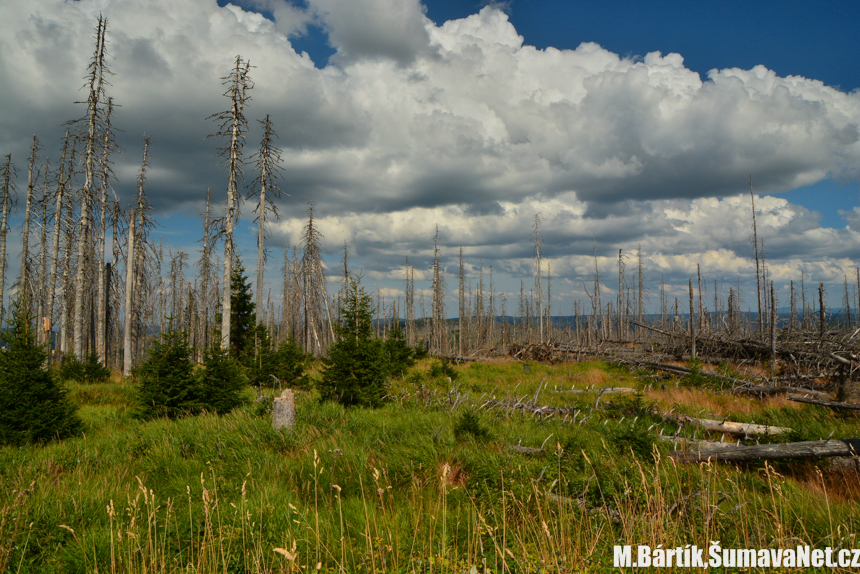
(273, 389, 295, 431)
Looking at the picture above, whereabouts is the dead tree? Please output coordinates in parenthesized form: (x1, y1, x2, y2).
(819, 283, 826, 337)
(72, 15, 110, 360)
(749, 176, 763, 336)
(36, 160, 51, 344)
(532, 213, 543, 342)
(0, 154, 16, 326)
(458, 247, 465, 355)
(770, 281, 777, 377)
(207, 55, 252, 351)
(128, 137, 156, 367)
(107, 200, 122, 365)
(20, 135, 42, 310)
(431, 225, 446, 354)
(95, 98, 116, 363)
(301, 202, 328, 354)
(637, 244, 645, 326)
(46, 131, 74, 356)
(122, 209, 136, 377)
(59, 199, 77, 355)
(196, 188, 214, 356)
(405, 258, 415, 345)
(592, 243, 601, 342)
(689, 278, 696, 359)
(247, 115, 284, 328)
(617, 249, 624, 340)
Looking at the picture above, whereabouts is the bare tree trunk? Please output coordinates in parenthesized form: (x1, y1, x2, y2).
(533, 214, 542, 343)
(749, 176, 763, 337)
(0, 154, 15, 326)
(404, 257, 413, 345)
(458, 247, 464, 355)
(281, 247, 290, 344)
(60, 214, 75, 355)
(21, 135, 42, 310)
(770, 281, 777, 378)
(819, 282, 826, 337)
(46, 131, 73, 357)
(660, 273, 666, 330)
(95, 99, 114, 363)
(689, 278, 696, 359)
(696, 263, 704, 331)
(36, 161, 51, 344)
(637, 244, 644, 326)
(431, 225, 445, 354)
(617, 249, 623, 341)
(123, 210, 136, 377)
(198, 188, 212, 356)
(477, 260, 485, 346)
(789, 279, 796, 331)
(592, 244, 600, 343)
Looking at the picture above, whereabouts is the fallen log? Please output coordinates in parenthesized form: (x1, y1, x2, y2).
(670, 439, 860, 464)
(787, 396, 860, 411)
(659, 436, 738, 450)
(663, 414, 792, 436)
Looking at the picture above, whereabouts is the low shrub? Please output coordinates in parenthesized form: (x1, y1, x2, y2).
(59, 351, 112, 383)
(429, 358, 458, 381)
(454, 409, 491, 442)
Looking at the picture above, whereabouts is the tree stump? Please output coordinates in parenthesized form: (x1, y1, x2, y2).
(273, 389, 295, 431)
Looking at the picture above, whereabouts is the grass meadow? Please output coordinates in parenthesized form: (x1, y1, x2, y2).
(1, 359, 859, 573)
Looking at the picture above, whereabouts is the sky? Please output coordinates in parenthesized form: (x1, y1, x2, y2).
(1, 0, 860, 318)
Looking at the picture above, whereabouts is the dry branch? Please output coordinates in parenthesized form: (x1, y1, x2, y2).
(787, 395, 860, 411)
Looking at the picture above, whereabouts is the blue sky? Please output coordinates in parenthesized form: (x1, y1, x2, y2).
(2, 0, 860, 316)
